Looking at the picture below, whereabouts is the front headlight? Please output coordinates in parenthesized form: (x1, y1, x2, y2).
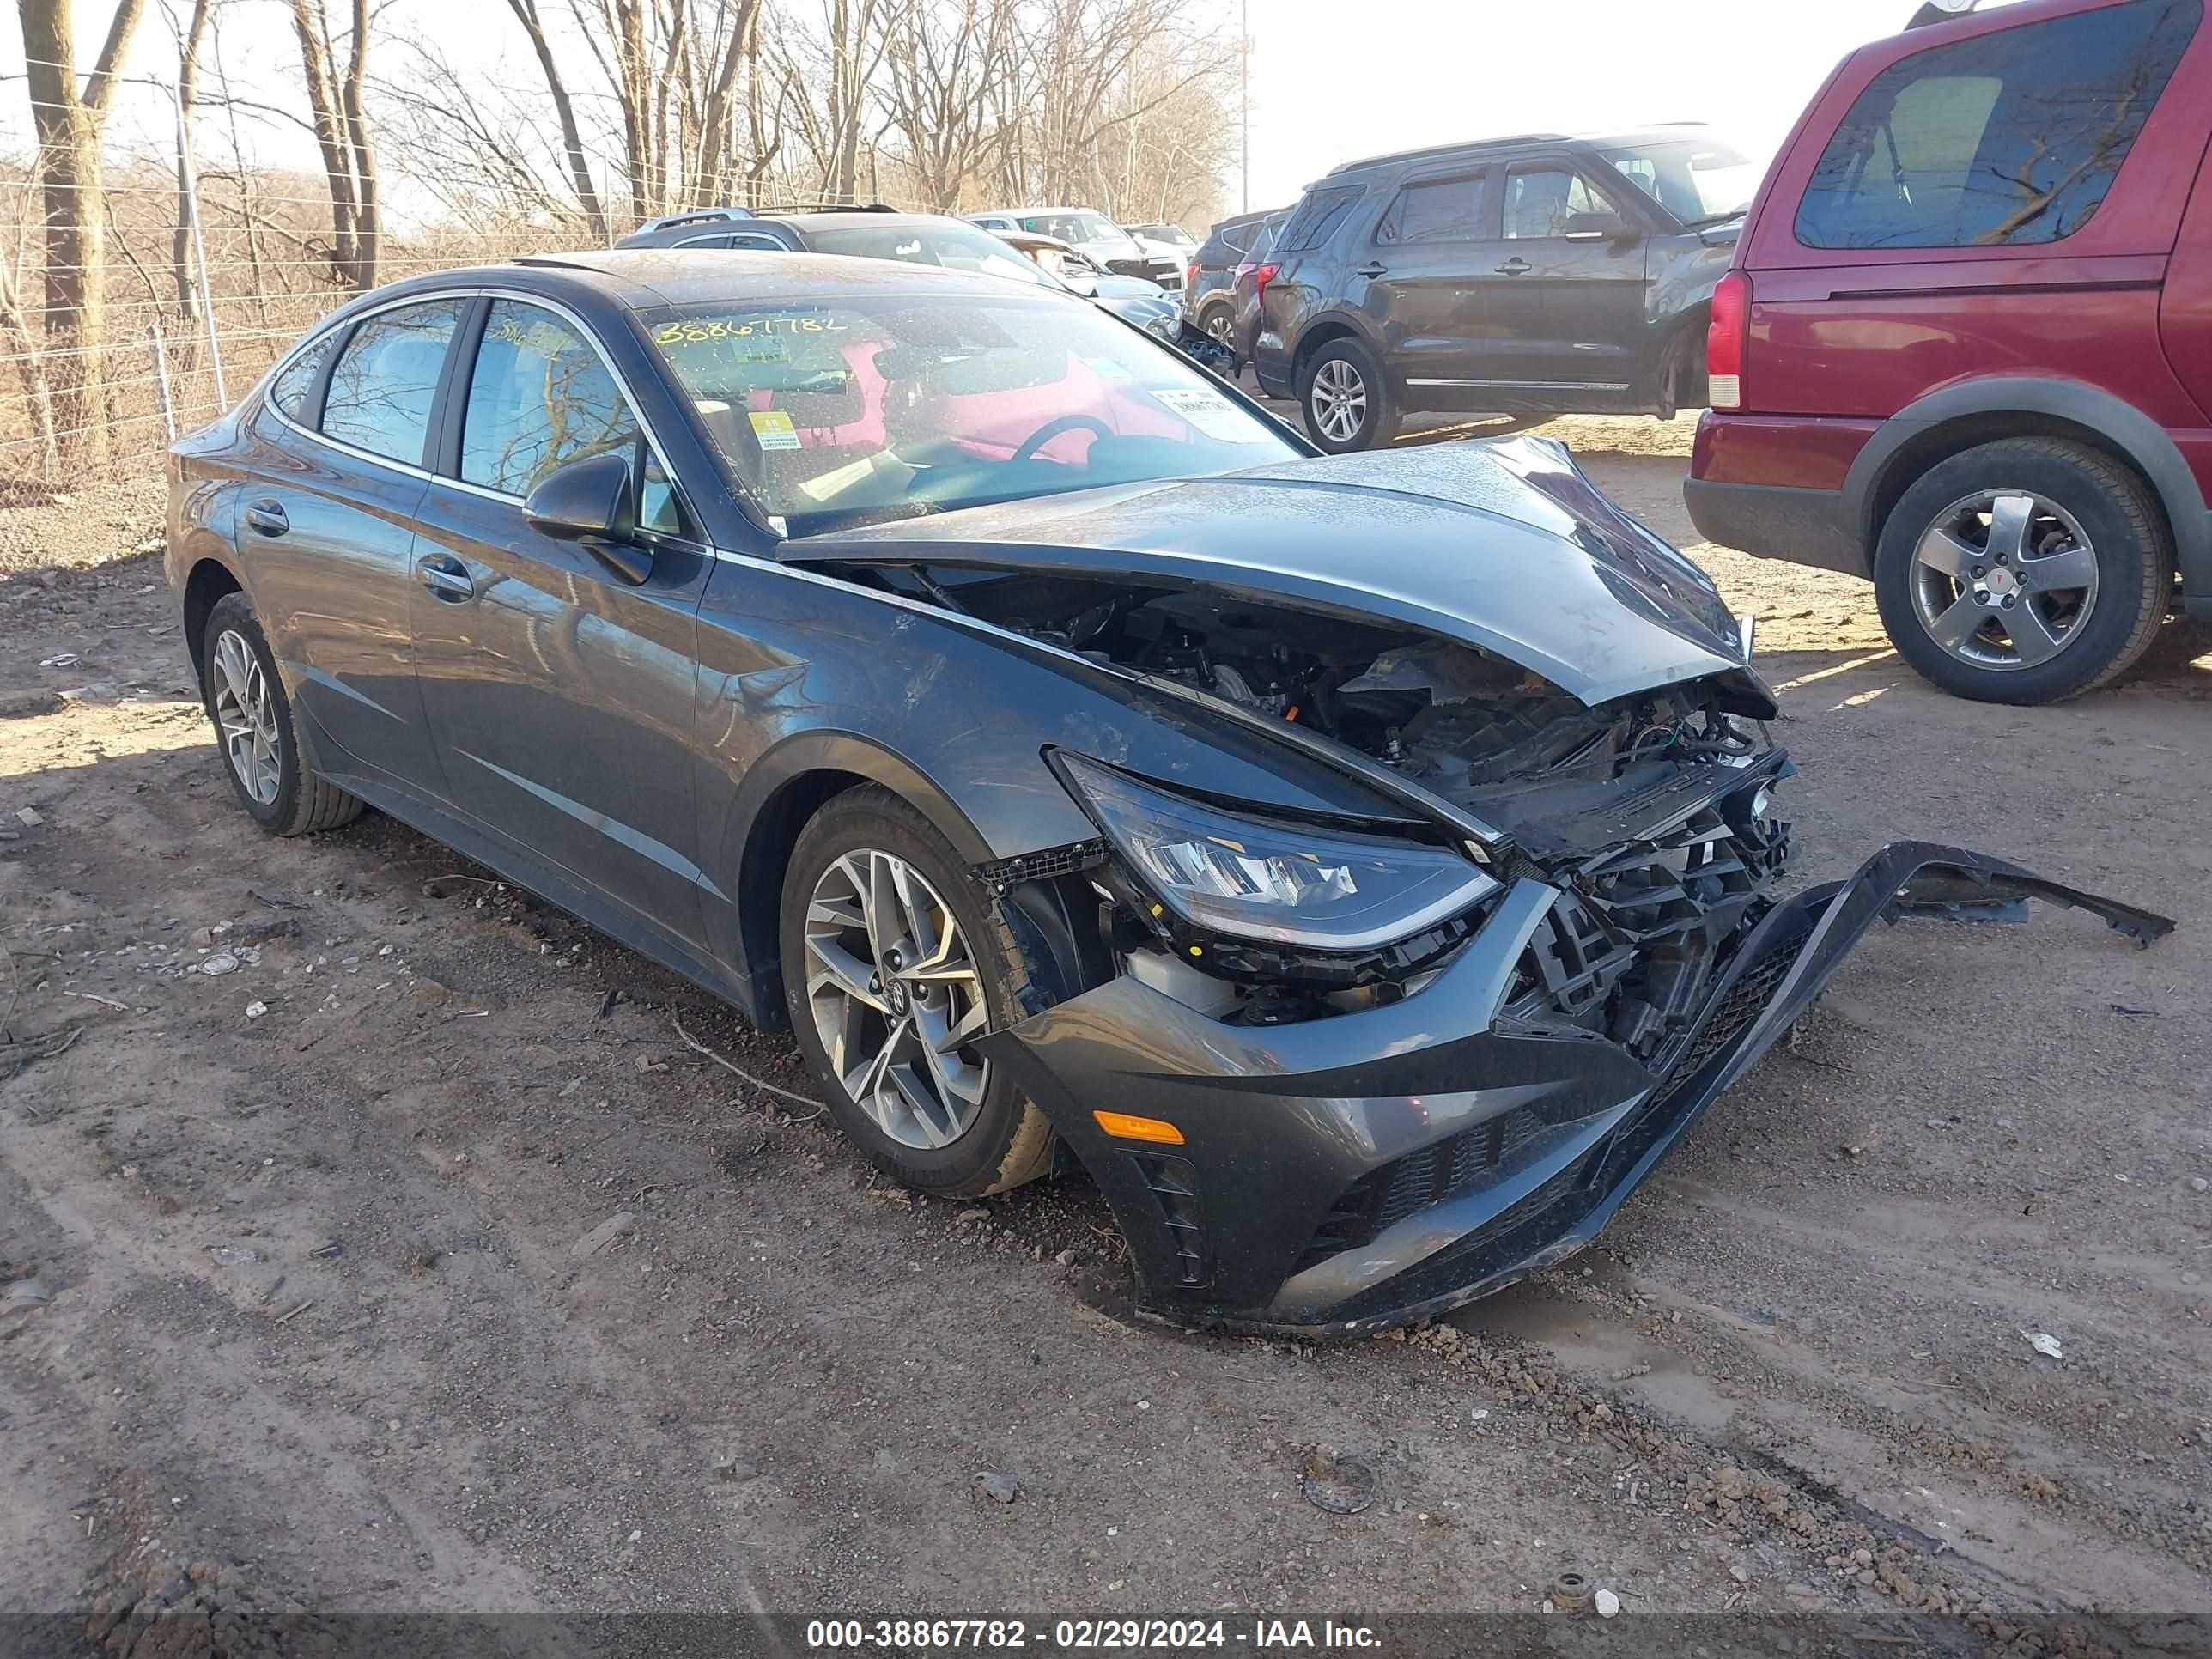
(1057, 754, 1498, 951)
(1145, 310, 1179, 340)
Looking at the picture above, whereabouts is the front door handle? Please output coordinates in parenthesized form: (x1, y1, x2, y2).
(1494, 258, 1533, 275)
(415, 551, 475, 602)
(1354, 261, 1388, 278)
(243, 500, 288, 537)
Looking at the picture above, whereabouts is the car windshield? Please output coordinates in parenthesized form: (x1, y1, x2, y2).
(1018, 211, 1119, 244)
(1601, 138, 1760, 224)
(643, 291, 1298, 537)
(802, 222, 1056, 289)
(1133, 223, 1189, 242)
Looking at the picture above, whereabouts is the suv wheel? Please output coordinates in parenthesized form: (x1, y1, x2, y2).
(1299, 337, 1398, 453)
(1872, 439, 2172, 704)
(780, 786, 1054, 1198)
(1199, 301, 1235, 349)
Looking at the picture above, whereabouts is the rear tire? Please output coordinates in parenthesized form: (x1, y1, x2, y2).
(780, 787, 1054, 1198)
(1656, 322, 1706, 421)
(1872, 438, 2171, 705)
(1298, 336, 1399, 453)
(199, 592, 363, 836)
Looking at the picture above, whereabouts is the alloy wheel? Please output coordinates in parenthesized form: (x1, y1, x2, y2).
(212, 629, 282, 805)
(1204, 310, 1234, 345)
(1909, 489, 2100, 672)
(803, 848, 992, 1151)
(1310, 358, 1367, 443)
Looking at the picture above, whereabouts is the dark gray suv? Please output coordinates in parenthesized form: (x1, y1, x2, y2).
(1250, 128, 1759, 450)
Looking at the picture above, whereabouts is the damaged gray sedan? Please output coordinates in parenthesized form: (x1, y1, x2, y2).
(167, 252, 2172, 1334)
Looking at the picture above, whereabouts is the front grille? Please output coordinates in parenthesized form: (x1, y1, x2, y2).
(1507, 789, 1790, 1066)
(1289, 782, 1796, 1280)
(1328, 1149, 1603, 1322)
(1290, 1103, 1551, 1275)
(1646, 912, 1809, 1110)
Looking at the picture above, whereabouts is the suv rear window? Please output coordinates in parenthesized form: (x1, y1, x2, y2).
(1273, 185, 1364, 253)
(1795, 0, 2200, 250)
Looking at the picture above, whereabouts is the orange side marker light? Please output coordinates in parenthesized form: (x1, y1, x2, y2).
(1092, 1109, 1186, 1146)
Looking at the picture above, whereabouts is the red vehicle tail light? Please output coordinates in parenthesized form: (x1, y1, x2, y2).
(1254, 261, 1280, 298)
(1186, 261, 1199, 289)
(1707, 270, 1749, 410)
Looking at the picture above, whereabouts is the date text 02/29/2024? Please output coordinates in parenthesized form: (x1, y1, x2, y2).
(802, 1618, 1383, 1650)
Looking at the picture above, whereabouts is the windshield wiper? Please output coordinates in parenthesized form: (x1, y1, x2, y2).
(1685, 209, 1748, 229)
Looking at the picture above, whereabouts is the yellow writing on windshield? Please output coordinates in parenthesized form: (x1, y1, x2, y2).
(654, 315, 848, 344)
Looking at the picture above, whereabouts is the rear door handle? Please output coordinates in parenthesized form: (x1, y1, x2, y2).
(1354, 262, 1388, 278)
(1494, 258, 1533, 275)
(243, 500, 288, 537)
(415, 551, 475, 602)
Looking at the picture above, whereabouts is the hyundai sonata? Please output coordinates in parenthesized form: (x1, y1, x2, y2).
(167, 252, 2170, 1334)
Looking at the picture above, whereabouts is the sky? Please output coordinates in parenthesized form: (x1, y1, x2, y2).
(6, 0, 2019, 226)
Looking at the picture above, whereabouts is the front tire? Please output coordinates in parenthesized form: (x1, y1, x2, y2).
(199, 592, 363, 836)
(1298, 337, 1399, 453)
(780, 787, 1054, 1197)
(1872, 438, 2172, 704)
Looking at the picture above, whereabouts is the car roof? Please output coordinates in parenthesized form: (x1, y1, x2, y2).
(759, 210, 967, 233)
(494, 247, 1063, 308)
(977, 205, 1105, 218)
(1321, 123, 1719, 179)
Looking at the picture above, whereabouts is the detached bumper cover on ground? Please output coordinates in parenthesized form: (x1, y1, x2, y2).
(980, 842, 2172, 1334)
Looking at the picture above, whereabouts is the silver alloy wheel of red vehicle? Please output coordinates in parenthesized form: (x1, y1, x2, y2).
(803, 848, 993, 1151)
(1908, 488, 2100, 672)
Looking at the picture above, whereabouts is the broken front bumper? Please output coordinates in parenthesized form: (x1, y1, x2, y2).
(978, 842, 2171, 1336)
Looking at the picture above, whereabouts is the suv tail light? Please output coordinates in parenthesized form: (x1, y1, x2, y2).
(1707, 270, 1749, 410)
(1186, 260, 1199, 289)
(1254, 260, 1280, 299)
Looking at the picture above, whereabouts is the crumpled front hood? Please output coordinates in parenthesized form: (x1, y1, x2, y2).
(786, 435, 1756, 708)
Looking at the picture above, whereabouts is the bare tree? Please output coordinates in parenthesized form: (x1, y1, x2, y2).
(879, 0, 1013, 209)
(163, 0, 213, 325)
(15, 0, 146, 464)
(503, 0, 610, 238)
(284, 0, 378, 289)
(778, 0, 906, 204)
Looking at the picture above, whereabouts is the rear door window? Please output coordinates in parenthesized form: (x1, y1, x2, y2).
(1377, 173, 1486, 244)
(1795, 0, 2200, 249)
(1273, 185, 1364, 253)
(270, 331, 337, 422)
(319, 299, 464, 465)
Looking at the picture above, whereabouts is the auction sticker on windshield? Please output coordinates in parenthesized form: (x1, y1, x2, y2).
(749, 410, 804, 451)
(1154, 387, 1273, 442)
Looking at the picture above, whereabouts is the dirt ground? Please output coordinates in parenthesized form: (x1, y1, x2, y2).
(3, 413, 2209, 1653)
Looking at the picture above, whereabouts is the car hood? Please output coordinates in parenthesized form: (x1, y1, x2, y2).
(781, 435, 1759, 708)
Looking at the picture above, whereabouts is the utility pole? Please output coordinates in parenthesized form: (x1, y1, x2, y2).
(1240, 0, 1249, 212)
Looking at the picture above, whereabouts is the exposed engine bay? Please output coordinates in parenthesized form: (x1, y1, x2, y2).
(889, 567, 1795, 1066)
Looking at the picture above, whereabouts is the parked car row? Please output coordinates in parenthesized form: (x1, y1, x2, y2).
(1228, 125, 1755, 451)
(1213, 0, 2210, 707)
(615, 207, 1232, 375)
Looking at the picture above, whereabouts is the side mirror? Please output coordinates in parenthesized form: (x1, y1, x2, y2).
(1562, 210, 1636, 243)
(523, 450, 651, 583)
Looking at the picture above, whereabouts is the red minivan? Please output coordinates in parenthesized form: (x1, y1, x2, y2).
(1685, 0, 2212, 703)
